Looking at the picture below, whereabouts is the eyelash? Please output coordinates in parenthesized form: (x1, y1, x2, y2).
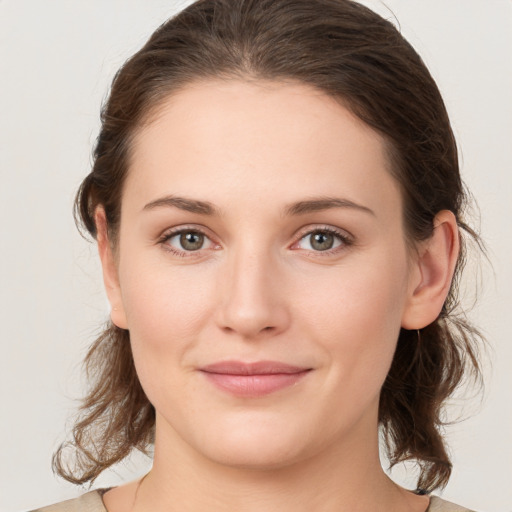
(158, 225, 353, 259)
(292, 226, 353, 256)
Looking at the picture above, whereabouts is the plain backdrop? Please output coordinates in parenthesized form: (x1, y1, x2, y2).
(1, 1, 511, 511)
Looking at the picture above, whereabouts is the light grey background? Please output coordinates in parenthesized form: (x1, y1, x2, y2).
(1, 1, 511, 511)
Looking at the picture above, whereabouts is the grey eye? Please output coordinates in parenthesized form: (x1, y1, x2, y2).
(162, 227, 219, 256)
(178, 231, 205, 251)
(296, 229, 345, 252)
(309, 231, 335, 251)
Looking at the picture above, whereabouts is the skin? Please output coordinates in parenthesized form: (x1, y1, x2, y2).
(98, 80, 459, 512)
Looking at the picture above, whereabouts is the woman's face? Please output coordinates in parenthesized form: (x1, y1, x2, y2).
(108, 80, 420, 469)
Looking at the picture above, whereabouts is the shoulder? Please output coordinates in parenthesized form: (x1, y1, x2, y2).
(428, 495, 477, 512)
(29, 490, 107, 512)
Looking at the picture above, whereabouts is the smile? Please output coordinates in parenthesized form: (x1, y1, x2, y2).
(199, 360, 312, 397)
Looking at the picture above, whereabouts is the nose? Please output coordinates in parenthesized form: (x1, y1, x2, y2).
(215, 245, 290, 340)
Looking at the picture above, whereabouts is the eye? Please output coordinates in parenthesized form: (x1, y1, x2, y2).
(159, 227, 218, 257)
(294, 227, 352, 254)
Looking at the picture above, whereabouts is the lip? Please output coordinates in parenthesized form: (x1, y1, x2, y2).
(199, 360, 312, 397)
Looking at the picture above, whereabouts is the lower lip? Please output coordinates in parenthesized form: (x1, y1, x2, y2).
(201, 371, 311, 397)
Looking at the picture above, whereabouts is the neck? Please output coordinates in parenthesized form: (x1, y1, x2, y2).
(124, 410, 424, 512)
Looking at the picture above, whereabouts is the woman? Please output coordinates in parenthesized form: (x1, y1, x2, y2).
(33, 0, 484, 510)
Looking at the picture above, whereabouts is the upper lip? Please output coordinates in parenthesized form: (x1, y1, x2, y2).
(200, 360, 311, 375)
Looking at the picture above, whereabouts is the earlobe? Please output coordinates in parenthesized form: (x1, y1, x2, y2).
(401, 210, 460, 330)
(95, 207, 128, 329)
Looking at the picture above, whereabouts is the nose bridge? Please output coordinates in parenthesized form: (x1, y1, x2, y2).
(216, 237, 289, 339)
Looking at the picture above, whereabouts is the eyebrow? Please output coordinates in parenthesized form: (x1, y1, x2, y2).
(283, 197, 375, 217)
(142, 195, 375, 217)
(143, 195, 218, 215)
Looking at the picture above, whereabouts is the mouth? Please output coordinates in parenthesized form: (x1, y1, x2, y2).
(199, 360, 312, 397)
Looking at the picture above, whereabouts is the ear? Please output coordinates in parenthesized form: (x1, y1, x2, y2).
(95, 207, 128, 329)
(401, 210, 460, 330)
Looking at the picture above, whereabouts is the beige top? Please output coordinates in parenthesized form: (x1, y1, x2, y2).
(31, 490, 476, 512)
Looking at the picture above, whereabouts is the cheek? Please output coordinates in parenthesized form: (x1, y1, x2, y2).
(298, 249, 408, 337)
(117, 251, 218, 372)
(294, 250, 410, 395)
(119, 234, 411, 419)
(120, 264, 217, 417)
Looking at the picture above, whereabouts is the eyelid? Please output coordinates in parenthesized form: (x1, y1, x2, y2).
(158, 223, 214, 240)
(158, 224, 220, 257)
(157, 223, 354, 258)
(290, 225, 354, 255)
(294, 224, 354, 242)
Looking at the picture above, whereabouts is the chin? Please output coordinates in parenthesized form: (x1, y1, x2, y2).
(191, 419, 310, 470)
(203, 441, 304, 471)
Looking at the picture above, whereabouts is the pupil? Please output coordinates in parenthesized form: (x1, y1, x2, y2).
(180, 232, 203, 251)
(311, 232, 334, 251)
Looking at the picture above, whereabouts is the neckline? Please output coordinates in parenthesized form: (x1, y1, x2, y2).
(96, 488, 111, 512)
(95, 487, 433, 512)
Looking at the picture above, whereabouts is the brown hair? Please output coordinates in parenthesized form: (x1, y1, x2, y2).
(54, 0, 484, 492)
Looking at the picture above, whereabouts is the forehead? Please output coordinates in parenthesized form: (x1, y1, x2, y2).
(125, 79, 401, 219)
